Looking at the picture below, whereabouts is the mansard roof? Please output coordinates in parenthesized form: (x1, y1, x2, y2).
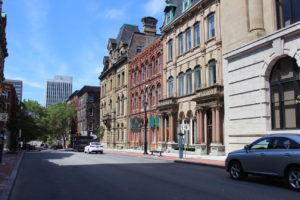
(162, 0, 202, 30)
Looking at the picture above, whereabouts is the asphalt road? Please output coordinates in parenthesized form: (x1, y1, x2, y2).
(10, 150, 299, 200)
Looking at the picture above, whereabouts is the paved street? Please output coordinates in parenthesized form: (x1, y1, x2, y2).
(11, 151, 299, 200)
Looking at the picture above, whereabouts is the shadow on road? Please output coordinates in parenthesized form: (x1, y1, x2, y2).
(10, 151, 299, 200)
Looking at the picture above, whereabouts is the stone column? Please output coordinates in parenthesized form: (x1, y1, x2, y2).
(189, 117, 193, 145)
(197, 109, 204, 143)
(212, 107, 216, 143)
(215, 106, 221, 144)
(159, 115, 164, 142)
(169, 113, 174, 142)
(248, 0, 264, 32)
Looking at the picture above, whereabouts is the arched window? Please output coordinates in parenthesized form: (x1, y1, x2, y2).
(195, 65, 201, 89)
(131, 95, 134, 111)
(157, 84, 162, 103)
(186, 28, 192, 51)
(146, 61, 149, 79)
(152, 87, 156, 106)
(117, 124, 120, 141)
(109, 99, 112, 110)
(141, 91, 144, 109)
(168, 76, 174, 97)
(157, 54, 161, 72)
(121, 123, 124, 141)
(186, 69, 192, 94)
(121, 94, 124, 115)
(135, 69, 139, 84)
(209, 60, 217, 86)
(152, 57, 156, 76)
(117, 97, 120, 115)
(270, 57, 300, 129)
(141, 64, 145, 80)
(207, 13, 215, 39)
(179, 72, 185, 96)
(136, 93, 139, 110)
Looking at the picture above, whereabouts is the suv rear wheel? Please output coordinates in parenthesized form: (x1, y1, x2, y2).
(229, 161, 246, 180)
(287, 167, 300, 191)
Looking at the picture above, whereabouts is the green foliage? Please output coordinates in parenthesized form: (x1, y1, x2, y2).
(296, 95, 300, 104)
(94, 125, 105, 142)
(46, 102, 75, 147)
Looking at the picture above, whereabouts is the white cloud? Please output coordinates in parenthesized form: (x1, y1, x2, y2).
(103, 8, 126, 19)
(144, 0, 165, 16)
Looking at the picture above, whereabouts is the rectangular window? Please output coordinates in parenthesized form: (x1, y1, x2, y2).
(187, 71, 192, 94)
(186, 29, 192, 51)
(168, 40, 173, 60)
(277, 0, 300, 28)
(194, 22, 201, 45)
(182, 0, 191, 12)
(178, 33, 184, 54)
(208, 13, 215, 39)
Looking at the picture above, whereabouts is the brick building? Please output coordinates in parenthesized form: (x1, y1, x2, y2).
(99, 17, 160, 149)
(128, 38, 163, 150)
(1, 83, 17, 150)
(76, 86, 100, 137)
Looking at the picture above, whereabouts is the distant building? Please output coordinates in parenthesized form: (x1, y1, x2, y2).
(1, 83, 18, 150)
(4, 79, 22, 103)
(45, 75, 73, 107)
(76, 86, 100, 136)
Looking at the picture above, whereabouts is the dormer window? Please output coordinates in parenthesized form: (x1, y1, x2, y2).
(182, 0, 191, 12)
(166, 9, 174, 25)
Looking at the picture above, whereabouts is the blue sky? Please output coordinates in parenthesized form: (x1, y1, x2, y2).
(3, 0, 165, 105)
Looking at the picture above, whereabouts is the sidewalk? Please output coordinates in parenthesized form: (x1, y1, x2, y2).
(105, 149, 226, 168)
(0, 151, 24, 200)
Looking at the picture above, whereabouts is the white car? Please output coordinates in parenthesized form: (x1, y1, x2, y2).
(84, 142, 104, 154)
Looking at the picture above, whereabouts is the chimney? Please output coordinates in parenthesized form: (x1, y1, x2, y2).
(141, 17, 158, 36)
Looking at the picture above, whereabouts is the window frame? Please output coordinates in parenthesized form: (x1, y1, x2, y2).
(207, 13, 216, 39)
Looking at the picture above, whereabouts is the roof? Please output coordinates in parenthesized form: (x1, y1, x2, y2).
(116, 24, 140, 46)
(77, 86, 100, 97)
(162, 0, 202, 30)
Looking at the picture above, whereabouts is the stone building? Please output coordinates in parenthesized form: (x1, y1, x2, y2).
(0, 0, 7, 85)
(1, 83, 17, 150)
(76, 86, 100, 137)
(222, 0, 300, 153)
(158, 0, 224, 155)
(128, 38, 163, 150)
(99, 18, 160, 148)
(0, 0, 8, 150)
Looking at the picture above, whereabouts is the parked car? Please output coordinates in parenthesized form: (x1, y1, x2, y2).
(84, 142, 103, 154)
(50, 144, 63, 150)
(225, 133, 300, 191)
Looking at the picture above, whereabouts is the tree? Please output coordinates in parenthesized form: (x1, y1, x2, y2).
(46, 102, 75, 148)
(8, 100, 46, 149)
(94, 125, 105, 142)
(296, 95, 300, 104)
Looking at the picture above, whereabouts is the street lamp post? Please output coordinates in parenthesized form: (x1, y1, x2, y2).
(143, 101, 148, 154)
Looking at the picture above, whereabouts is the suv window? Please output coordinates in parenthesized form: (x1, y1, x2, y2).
(271, 137, 300, 149)
(250, 138, 271, 150)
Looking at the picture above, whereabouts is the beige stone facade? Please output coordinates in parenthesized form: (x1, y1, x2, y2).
(159, 0, 224, 155)
(222, 0, 300, 153)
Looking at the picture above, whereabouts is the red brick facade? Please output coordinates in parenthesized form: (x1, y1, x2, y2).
(128, 38, 163, 149)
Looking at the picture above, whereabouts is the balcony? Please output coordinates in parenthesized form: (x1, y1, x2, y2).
(157, 97, 178, 112)
(193, 84, 223, 103)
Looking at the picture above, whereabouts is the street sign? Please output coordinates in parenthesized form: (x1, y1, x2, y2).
(0, 113, 8, 122)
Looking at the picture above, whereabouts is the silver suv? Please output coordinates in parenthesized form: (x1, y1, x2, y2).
(225, 134, 300, 191)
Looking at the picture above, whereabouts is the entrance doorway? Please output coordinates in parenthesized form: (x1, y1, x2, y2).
(206, 109, 212, 154)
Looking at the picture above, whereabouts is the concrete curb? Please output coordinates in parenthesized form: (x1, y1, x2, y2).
(174, 160, 224, 169)
(0, 151, 25, 200)
(107, 150, 225, 169)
